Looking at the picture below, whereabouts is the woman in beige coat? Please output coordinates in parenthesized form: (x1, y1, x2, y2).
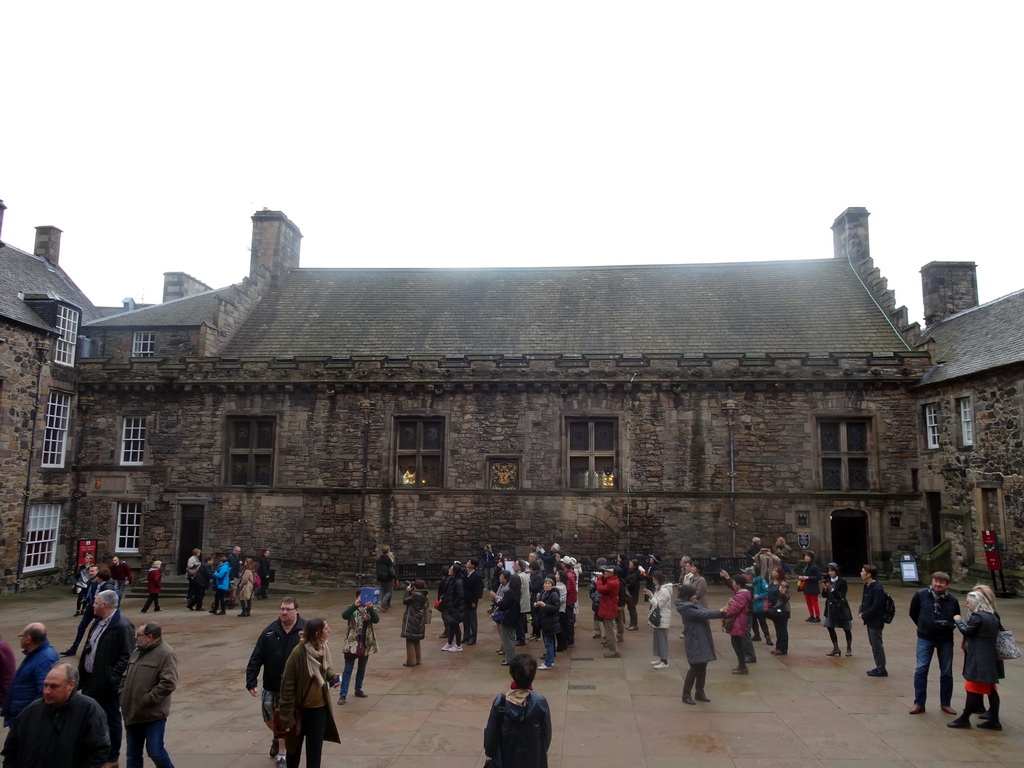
(237, 558, 256, 617)
(278, 617, 341, 768)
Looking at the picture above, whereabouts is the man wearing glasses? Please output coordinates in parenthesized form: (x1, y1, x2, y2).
(246, 597, 306, 766)
(120, 623, 178, 768)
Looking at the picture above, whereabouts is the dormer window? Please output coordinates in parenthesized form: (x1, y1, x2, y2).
(132, 331, 156, 357)
(53, 304, 79, 366)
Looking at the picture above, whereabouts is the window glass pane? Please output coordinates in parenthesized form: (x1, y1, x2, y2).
(845, 422, 867, 453)
(819, 422, 840, 452)
(398, 423, 418, 450)
(848, 459, 869, 490)
(42, 392, 71, 467)
(116, 502, 142, 552)
(593, 422, 615, 451)
(569, 457, 591, 488)
(822, 458, 842, 490)
(594, 456, 617, 489)
(397, 459, 418, 486)
(231, 457, 251, 485)
(422, 422, 443, 451)
(256, 421, 274, 449)
(420, 456, 442, 486)
(568, 423, 589, 451)
(233, 422, 251, 449)
(253, 455, 273, 485)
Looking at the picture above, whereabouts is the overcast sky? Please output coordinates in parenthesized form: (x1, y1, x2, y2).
(3, 3, 1022, 327)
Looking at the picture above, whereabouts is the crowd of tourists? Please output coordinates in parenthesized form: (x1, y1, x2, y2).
(0, 536, 1013, 768)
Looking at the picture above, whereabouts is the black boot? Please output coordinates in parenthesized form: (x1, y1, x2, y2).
(978, 690, 1001, 729)
(948, 692, 983, 729)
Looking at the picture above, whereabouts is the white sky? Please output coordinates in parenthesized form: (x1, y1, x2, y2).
(3, 3, 1022, 327)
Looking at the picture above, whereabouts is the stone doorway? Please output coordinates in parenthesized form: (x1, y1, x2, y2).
(830, 509, 868, 577)
(177, 505, 204, 574)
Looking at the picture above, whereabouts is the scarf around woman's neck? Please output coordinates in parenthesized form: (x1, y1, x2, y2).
(303, 640, 332, 687)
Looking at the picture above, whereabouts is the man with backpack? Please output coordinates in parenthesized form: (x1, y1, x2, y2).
(858, 564, 888, 677)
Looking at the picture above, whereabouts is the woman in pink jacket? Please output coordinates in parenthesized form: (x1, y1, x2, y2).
(719, 571, 753, 675)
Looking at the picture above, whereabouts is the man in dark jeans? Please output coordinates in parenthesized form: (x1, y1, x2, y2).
(78, 590, 135, 768)
(859, 564, 888, 677)
(463, 557, 484, 645)
(908, 571, 960, 715)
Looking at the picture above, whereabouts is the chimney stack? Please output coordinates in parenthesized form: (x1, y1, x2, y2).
(831, 207, 870, 264)
(34, 225, 63, 266)
(250, 209, 302, 286)
(921, 261, 978, 327)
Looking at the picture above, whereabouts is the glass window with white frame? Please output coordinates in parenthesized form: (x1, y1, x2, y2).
(116, 502, 142, 553)
(923, 403, 940, 450)
(41, 391, 72, 467)
(957, 397, 974, 446)
(23, 503, 61, 572)
(53, 305, 80, 366)
(121, 417, 147, 465)
(132, 331, 155, 357)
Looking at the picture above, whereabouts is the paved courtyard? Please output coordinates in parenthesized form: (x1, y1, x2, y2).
(1, 581, 1021, 767)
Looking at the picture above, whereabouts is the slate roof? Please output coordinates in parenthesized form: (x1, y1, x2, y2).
(220, 259, 911, 358)
(0, 243, 99, 331)
(916, 288, 1024, 386)
(85, 286, 235, 328)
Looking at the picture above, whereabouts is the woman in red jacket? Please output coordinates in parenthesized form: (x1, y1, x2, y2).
(140, 560, 162, 613)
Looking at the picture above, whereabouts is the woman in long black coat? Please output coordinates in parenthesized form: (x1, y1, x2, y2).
(401, 580, 429, 667)
(821, 563, 853, 656)
(440, 563, 466, 651)
(948, 589, 1002, 730)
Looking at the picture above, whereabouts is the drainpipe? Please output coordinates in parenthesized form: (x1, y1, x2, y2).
(355, 388, 373, 587)
(722, 387, 739, 556)
(16, 337, 51, 592)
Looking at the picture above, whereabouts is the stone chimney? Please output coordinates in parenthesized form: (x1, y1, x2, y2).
(34, 225, 63, 266)
(250, 209, 302, 286)
(162, 272, 213, 304)
(921, 261, 978, 327)
(831, 207, 870, 264)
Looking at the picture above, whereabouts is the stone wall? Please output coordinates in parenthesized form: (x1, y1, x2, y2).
(70, 352, 931, 582)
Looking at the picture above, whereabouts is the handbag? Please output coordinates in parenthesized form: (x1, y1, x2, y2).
(272, 677, 315, 738)
(996, 629, 1021, 660)
(649, 606, 661, 627)
(491, 607, 505, 623)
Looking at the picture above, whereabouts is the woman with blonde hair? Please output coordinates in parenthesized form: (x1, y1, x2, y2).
(948, 590, 1001, 730)
(279, 617, 341, 768)
(237, 557, 256, 617)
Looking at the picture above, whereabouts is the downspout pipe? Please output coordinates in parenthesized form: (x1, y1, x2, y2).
(16, 337, 51, 592)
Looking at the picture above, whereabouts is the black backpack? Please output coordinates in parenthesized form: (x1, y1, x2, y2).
(883, 591, 896, 624)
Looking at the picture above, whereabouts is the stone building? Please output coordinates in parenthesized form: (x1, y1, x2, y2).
(67, 206, 937, 585)
(4, 200, 1019, 592)
(913, 264, 1024, 590)
(0, 201, 100, 590)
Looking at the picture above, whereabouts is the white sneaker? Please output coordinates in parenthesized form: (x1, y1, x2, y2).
(538, 663, 553, 670)
(652, 661, 669, 669)
(650, 660, 660, 665)
(441, 644, 452, 651)
(449, 645, 463, 652)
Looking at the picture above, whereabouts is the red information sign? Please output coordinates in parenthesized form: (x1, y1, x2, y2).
(981, 530, 1002, 571)
(77, 540, 97, 566)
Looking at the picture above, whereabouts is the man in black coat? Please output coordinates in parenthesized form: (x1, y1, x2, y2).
(462, 558, 485, 645)
(908, 571, 960, 715)
(78, 590, 135, 767)
(1, 662, 109, 768)
(858, 564, 888, 677)
(246, 596, 307, 760)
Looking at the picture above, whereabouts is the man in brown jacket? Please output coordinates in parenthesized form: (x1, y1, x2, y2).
(119, 622, 177, 768)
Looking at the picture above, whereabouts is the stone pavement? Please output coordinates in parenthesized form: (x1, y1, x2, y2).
(1, 582, 1021, 767)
